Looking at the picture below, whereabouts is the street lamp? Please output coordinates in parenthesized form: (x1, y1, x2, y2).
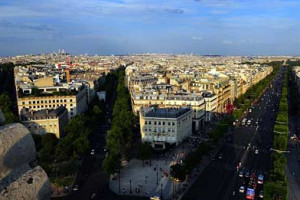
(160, 183, 163, 199)
(156, 171, 158, 185)
(119, 168, 121, 193)
(130, 179, 132, 194)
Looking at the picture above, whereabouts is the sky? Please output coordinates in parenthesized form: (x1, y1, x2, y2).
(1, 0, 300, 56)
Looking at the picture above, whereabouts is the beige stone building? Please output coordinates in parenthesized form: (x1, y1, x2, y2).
(139, 107, 192, 149)
(20, 106, 68, 138)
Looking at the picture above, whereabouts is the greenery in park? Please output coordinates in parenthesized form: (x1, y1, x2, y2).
(264, 67, 288, 200)
(103, 68, 135, 175)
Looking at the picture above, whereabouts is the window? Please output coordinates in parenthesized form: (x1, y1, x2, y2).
(71, 112, 73, 115)
(149, 121, 151, 125)
(70, 99, 73, 102)
(145, 121, 148, 125)
(52, 100, 55, 103)
(70, 104, 73, 106)
(163, 122, 165, 125)
(33, 106, 36, 108)
(37, 101, 39, 104)
(168, 122, 170, 126)
(29, 101, 31, 104)
(22, 102, 25, 105)
(64, 99, 67, 102)
(41, 100, 43, 103)
(172, 122, 175, 126)
(154, 121, 157, 125)
(33, 101, 35, 104)
(56, 100, 59, 103)
(158, 121, 161, 125)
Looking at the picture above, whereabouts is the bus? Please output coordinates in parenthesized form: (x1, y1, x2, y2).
(246, 188, 255, 200)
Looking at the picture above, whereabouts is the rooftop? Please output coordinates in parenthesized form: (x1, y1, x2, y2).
(143, 107, 191, 118)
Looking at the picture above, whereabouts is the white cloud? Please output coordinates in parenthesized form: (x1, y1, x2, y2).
(222, 40, 233, 44)
(192, 36, 203, 40)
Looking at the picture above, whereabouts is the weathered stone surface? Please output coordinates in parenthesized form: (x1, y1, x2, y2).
(0, 123, 51, 200)
(0, 166, 51, 200)
(0, 123, 36, 180)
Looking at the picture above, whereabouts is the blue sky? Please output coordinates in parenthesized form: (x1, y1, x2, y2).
(1, 0, 300, 56)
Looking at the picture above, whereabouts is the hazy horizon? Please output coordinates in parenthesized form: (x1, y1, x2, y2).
(1, 0, 300, 56)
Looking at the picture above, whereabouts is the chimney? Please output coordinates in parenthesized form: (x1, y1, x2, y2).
(66, 68, 70, 83)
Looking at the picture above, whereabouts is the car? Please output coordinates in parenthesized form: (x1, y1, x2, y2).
(239, 186, 245, 193)
(255, 149, 259, 155)
(249, 109, 252, 113)
(239, 171, 244, 178)
(258, 175, 264, 184)
(259, 190, 264, 198)
(218, 153, 223, 160)
(247, 120, 251, 125)
(91, 193, 96, 199)
(90, 149, 95, 155)
(73, 184, 79, 191)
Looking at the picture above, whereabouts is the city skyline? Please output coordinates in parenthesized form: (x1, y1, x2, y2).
(1, 0, 300, 56)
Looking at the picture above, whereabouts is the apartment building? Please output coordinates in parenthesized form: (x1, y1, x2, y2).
(132, 93, 205, 132)
(20, 106, 68, 138)
(139, 107, 192, 149)
(17, 87, 87, 120)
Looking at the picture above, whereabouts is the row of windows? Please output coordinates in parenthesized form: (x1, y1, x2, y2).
(25, 104, 73, 109)
(144, 127, 176, 133)
(145, 121, 176, 126)
(22, 99, 73, 105)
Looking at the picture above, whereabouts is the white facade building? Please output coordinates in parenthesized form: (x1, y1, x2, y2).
(139, 107, 192, 149)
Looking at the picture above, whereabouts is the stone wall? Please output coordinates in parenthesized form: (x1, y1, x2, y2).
(0, 123, 51, 200)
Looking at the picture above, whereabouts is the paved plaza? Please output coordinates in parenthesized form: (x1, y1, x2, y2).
(110, 141, 199, 200)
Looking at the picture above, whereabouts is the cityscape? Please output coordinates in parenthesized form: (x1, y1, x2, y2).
(1, 1, 300, 200)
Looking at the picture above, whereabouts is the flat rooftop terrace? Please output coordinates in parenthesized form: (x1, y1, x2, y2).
(144, 107, 191, 118)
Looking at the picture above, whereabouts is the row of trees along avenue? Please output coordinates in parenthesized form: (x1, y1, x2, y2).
(264, 67, 288, 200)
(102, 68, 135, 175)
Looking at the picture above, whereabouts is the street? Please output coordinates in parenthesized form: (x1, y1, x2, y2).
(182, 68, 284, 200)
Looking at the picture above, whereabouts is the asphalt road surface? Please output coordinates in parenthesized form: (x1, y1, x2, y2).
(183, 68, 285, 200)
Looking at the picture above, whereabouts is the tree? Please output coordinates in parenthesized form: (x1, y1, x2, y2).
(136, 143, 153, 166)
(40, 133, 59, 162)
(103, 153, 121, 175)
(170, 164, 186, 182)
